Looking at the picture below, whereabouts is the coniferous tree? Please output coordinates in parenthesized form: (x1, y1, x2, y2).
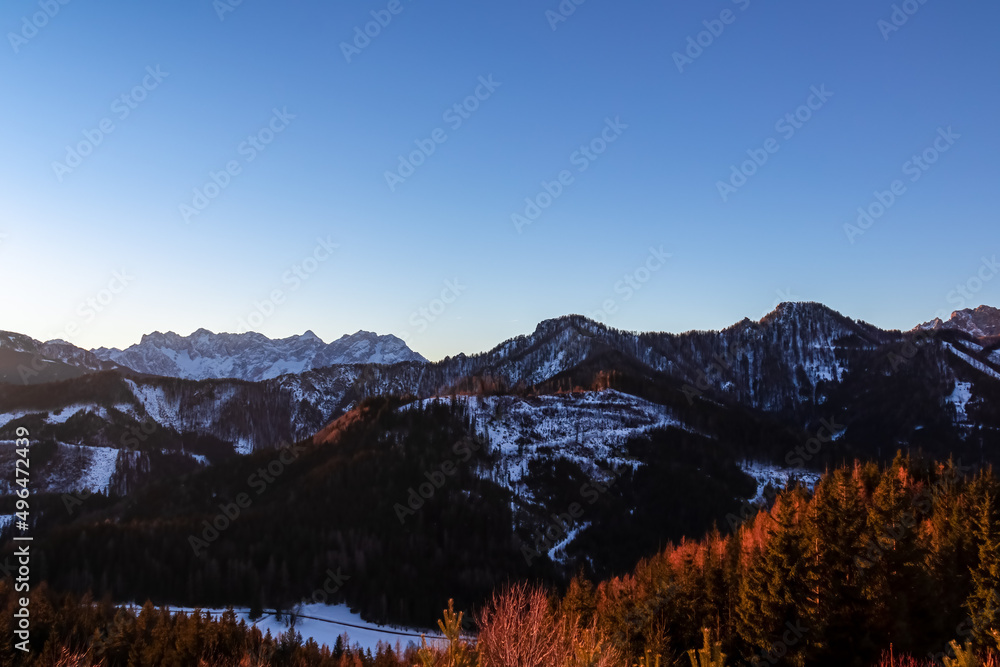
(799, 467, 870, 666)
(967, 471, 1000, 646)
(737, 493, 807, 666)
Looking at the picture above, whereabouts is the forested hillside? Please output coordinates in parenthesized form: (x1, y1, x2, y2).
(1, 395, 765, 629)
(5, 455, 1000, 667)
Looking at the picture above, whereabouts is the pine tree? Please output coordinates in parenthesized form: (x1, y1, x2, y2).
(799, 466, 870, 665)
(737, 494, 807, 665)
(860, 456, 925, 651)
(967, 472, 1000, 645)
(562, 572, 598, 625)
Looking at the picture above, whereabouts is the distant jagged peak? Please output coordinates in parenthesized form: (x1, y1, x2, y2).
(917, 305, 1000, 338)
(89, 327, 427, 381)
(343, 329, 378, 338)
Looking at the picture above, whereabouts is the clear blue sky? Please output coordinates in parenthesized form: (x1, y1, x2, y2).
(1, 0, 997, 361)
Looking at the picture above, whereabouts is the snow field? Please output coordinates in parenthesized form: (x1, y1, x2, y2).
(169, 603, 447, 653)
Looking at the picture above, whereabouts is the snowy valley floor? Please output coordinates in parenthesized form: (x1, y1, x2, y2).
(169, 603, 447, 653)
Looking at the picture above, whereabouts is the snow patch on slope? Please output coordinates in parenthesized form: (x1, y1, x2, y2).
(740, 461, 822, 504)
(0, 441, 118, 495)
(65, 443, 118, 493)
(406, 390, 686, 494)
(957, 339, 985, 353)
(0, 410, 33, 430)
(46, 405, 90, 424)
(949, 381, 973, 422)
(944, 343, 1000, 381)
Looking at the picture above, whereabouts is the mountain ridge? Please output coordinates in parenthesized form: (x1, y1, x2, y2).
(3, 301, 1000, 499)
(88, 327, 427, 382)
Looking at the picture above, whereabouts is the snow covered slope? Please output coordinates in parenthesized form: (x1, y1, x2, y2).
(740, 461, 823, 504)
(172, 604, 448, 653)
(4, 301, 1000, 498)
(404, 390, 686, 494)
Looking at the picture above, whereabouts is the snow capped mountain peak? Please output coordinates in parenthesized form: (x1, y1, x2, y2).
(90, 328, 427, 382)
(137, 330, 181, 347)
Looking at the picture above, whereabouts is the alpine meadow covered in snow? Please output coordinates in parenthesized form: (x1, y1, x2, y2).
(2, 0, 999, 665)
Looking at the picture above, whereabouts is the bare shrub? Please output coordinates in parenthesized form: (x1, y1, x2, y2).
(477, 583, 564, 667)
(477, 582, 621, 667)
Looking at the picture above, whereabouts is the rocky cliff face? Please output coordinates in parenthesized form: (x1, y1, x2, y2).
(918, 306, 1000, 338)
